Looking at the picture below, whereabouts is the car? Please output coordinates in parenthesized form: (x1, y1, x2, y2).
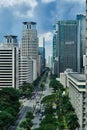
(40, 113, 42, 117)
(39, 117, 42, 120)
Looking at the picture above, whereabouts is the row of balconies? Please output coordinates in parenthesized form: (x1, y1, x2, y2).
(82, 92, 86, 129)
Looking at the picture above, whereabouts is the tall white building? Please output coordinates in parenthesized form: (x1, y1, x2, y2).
(19, 56, 33, 86)
(21, 22, 38, 60)
(0, 35, 19, 88)
(38, 36, 45, 47)
(21, 22, 38, 81)
(4, 35, 18, 47)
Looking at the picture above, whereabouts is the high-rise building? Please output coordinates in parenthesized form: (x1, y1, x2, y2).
(19, 56, 33, 86)
(4, 35, 18, 47)
(52, 25, 57, 62)
(77, 14, 86, 54)
(37, 54, 41, 76)
(52, 25, 58, 74)
(38, 37, 45, 73)
(0, 35, 19, 88)
(53, 34, 56, 61)
(21, 22, 38, 81)
(77, 14, 86, 72)
(21, 22, 38, 60)
(47, 55, 52, 69)
(56, 20, 79, 76)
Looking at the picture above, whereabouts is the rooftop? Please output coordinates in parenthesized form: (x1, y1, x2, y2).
(23, 22, 36, 25)
(4, 35, 17, 38)
(68, 73, 86, 82)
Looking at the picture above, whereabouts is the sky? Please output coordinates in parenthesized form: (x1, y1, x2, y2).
(0, 0, 85, 59)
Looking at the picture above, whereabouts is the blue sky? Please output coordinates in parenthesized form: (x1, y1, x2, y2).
(0, 0, 85, 58)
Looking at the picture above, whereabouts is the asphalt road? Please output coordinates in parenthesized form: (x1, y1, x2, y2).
(32, 72, 53, 129)
(9, 99, 34, 130)
(9, 72, 53, 130)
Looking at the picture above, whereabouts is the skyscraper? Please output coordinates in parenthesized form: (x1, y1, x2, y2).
(0, 35, 19, 88)
(77, 14, 86, 72)
(53, 34, 56, 61)
(38, 37, 45, 73)
(52, 25, 58, 74)
(21, 22, 38, 60)
(21, 22, 38, 81)
(56, 20, 78, 76)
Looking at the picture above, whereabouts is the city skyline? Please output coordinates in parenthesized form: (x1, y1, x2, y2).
(0, 1, 86, 129)
(0, 0, 85, 58)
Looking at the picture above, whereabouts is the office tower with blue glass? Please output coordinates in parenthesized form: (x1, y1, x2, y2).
(56, 20, 79, 76)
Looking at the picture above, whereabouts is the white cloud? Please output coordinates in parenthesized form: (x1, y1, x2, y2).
(14, 9, 34, 18)
(42, 0, 56, 3)
(0, 0, 38, 17)
(0, 0, 37, 8)
(39, 31, 53, 42)
(63, 0, 85, 3)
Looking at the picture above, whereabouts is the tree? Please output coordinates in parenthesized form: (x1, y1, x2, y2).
(41, 94, 56, 106)
(50, 79, 58, 92)
(44, 106, 56, 115)
(66, 112, 80, 130)
(5, 107, 17, 117)
(19, 82, 34, 98)
(40, 114, 57, 126)
(41, 83, 45, 91)
(19, 111, 34, 130)
(0, 87, 20, 111)
(19, 119, 32, 130)
(0, 111, 14, 128)
(39, 124, 57, 130)
(0, 87, 20, 128)
(26, 111, 34, 120)
(61, 95, 74, 115)
(18, 128, 24, 130)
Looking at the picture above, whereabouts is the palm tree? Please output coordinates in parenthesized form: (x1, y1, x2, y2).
(41, 94, 56, 107)
(66, 112, 80, 130)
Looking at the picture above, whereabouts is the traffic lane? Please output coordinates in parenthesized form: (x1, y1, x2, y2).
(32, 113, 40, 129)
(14, 106, 32, 130)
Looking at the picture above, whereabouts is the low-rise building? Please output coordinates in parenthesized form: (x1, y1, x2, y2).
(67, 73, 86, 130)
(60, 68, 73, 88)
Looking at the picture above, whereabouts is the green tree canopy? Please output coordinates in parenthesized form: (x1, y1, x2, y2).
(0, 111, 14, 128)
(66, 112, 80, 130)
(20, 82, 34, 98)
(41, 94, 56, 106)
(0, 87, 20, 128)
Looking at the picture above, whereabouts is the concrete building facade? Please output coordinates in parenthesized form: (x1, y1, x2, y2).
(19, 56, 33, 86)
(0, 41, 19, 88)
(21, 22, 38, 81)
(68, 73, 86, 130)
(21, 22, 38, 60)
(60, 68, 73, 88)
